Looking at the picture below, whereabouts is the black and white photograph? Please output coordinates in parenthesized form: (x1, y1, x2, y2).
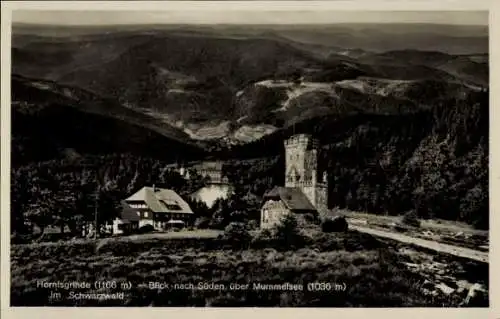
(3, 2, 491, 309)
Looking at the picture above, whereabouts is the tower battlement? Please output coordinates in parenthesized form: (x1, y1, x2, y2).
(291, 180, 328, 188)
(284, 134, 319, 150)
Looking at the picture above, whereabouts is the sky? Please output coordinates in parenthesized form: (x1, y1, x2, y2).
(12, 10, 488, 26)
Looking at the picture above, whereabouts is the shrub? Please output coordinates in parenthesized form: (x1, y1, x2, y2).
(260, 227, 272, 238)
(393, 223, 410, 233)
(208, 212, 225, 230)
(311, 231, 381, 252)
(250, 227, 275, 249)
(274, 214, 298, 238)
(321, 216, 348, 233)
(222, 222, 252, 249)
(247, 220, 259, 230)
(195, 217, 211, 229)
(303, 212, 320, 224)
(472, 212, 489, 230)
(137, 224, 154, 234)
(272, 214, 307, 250)
(402, 210, 421, 228)
(10, 233, 33, 245)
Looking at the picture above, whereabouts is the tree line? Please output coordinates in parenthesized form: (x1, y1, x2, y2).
(11, 154, 210, 236)
(11, 90, 489, 238)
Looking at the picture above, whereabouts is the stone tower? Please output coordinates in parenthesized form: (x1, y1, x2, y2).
(284, 134, 328, 212)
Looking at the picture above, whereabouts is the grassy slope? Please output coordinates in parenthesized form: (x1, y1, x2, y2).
(10, 230, 484, 307)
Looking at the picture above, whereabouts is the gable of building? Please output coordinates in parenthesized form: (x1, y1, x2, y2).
(261, 198, 291, 226)
(119, 200, 140, 222)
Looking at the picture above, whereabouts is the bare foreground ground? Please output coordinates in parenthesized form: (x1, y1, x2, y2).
(350, 225, 487, 263)
(343, 211, 489, 253)
(344, 211, 488, 236)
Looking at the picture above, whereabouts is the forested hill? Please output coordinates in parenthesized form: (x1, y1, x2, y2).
(11, 74, 206, 166)
(11, 88, 489, 234)
(222, 90, 489, 229)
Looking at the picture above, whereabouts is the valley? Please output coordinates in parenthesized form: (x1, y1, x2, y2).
(7, 18, 490, 308)
(12, 24, 488, 147)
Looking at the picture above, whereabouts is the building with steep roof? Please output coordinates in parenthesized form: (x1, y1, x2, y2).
(114, 186, 194, 233)
(173, 160, 229, 185)
(260, 134, 328, 228)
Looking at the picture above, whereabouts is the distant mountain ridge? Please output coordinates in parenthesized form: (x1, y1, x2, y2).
(11, 27, 488, 146)
(12, 23, 488, 53)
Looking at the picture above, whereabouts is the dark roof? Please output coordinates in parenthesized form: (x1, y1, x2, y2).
(263, 187, 316, 211)
(120, 201, 140, 222)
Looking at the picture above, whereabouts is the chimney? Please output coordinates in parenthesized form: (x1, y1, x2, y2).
(152, 184, 156, 192)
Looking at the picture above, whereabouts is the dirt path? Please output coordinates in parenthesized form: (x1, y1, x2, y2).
(350, 224, 488, 263)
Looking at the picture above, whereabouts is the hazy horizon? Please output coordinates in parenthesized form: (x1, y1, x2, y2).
(12, 10, 488, 26)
